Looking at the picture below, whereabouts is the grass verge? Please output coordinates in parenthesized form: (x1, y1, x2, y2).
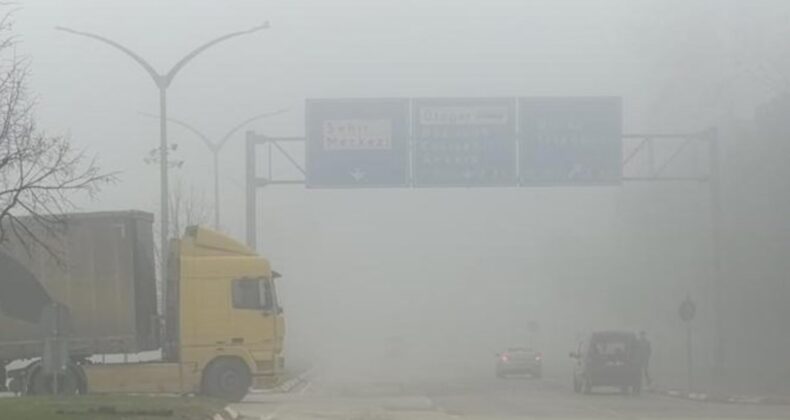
(0, 395, 226, 420)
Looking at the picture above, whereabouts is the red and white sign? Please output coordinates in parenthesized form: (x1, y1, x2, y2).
(323, 119, 392, 150)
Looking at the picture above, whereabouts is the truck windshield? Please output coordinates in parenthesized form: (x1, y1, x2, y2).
(232, 277, 273, 310)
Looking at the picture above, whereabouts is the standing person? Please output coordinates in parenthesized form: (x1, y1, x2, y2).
(0, 362, 6, 392)
(636, 331, 652, 386)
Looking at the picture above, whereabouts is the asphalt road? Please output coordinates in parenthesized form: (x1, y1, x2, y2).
(235, 373, 790, 420)
(429, 376, 790, 419)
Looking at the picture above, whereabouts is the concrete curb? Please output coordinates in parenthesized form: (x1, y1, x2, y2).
(652, 388, 790, 405)
(254, 369, 312, 394)
(208, 406, 248, 420)
(277, 375, 309, 394)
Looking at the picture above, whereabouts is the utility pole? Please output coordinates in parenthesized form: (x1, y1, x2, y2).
(57, 23, 269, 315)
(140, 109, 288, 230)
(707, 127, 725, 380)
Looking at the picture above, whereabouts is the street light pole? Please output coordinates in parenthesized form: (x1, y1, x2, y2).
(213, 151, 219, 230)
(159, 88, 168, 274)
(140, 109, 288, 230)
(56, 23, 269, 315)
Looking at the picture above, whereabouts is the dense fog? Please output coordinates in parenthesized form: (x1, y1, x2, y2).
(8, 0, 790, 397)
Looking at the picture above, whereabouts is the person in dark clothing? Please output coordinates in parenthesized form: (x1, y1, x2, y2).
(636, 331, 652, 386)
(0, 362, 6, 392)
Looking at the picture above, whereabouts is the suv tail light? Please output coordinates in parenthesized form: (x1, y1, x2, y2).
(535, 352, 543, 361)
(500, 353, 510, 362)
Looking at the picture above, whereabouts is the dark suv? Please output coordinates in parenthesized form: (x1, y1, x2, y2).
(570, 331, 641, 394)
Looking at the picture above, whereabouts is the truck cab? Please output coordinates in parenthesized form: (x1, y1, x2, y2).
(80, 225, 285, 401)
(172, 226, 285, 394)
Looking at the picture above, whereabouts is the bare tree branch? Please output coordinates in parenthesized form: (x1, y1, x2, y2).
(0, 8, 115, 257)
(168, 178, 211, 238)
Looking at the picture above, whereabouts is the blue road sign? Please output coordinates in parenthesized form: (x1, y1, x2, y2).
(413, 98, 517, 186)
(306, 99, 410, 188)
(519, 97, 622, 185)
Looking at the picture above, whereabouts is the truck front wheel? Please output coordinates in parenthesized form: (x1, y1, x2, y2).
(202, 358, 251, 402)
(26, 363, 84, 396)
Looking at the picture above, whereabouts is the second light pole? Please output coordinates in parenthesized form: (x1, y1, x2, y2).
(141, 109, 288, 230)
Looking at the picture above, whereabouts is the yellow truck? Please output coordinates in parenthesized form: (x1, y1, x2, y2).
(0, 211, 284, 401)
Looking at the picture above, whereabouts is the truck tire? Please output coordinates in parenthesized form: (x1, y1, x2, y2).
(26, 363, 84, 396)
(202, 358, 251, 402)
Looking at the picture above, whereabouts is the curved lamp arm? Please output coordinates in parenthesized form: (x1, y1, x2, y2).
(55, 26, 162, 86)
(140, 107, 287, 153)
(139, 112, 215, 151)
(216, 108, 288, 150)
(164, 22, 269, 85)
(57, 22, 269, 89)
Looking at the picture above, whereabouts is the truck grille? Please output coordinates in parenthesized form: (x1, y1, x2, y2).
(255, 360, 273, 372)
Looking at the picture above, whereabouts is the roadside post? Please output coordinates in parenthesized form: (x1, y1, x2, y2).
(679, 296, 697, 393)
(40, 303, 71, 395)
(527, 320, 540, 345)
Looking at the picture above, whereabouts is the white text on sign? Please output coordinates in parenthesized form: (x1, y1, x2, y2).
(419, 106, 509, 126)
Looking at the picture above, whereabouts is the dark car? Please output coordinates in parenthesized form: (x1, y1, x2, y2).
(570, 331, 641, 394)
(496, 347, 543, 378)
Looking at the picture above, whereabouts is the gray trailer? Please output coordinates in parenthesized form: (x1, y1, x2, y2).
(0, 211, 159, 366)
